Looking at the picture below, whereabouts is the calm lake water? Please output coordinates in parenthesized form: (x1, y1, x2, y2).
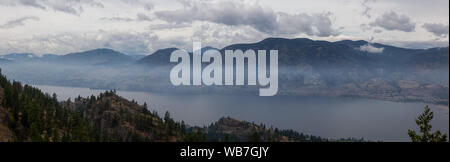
(35, 85, 449, 142)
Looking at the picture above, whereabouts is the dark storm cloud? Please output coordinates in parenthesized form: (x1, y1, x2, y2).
(155, 0, 339, 37)
(0, 16, 39, 29)
(423, 23, 449, 37)
(369, 11, 416, 32)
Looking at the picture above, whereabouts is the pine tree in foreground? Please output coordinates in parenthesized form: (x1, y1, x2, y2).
(408, 106, 447, 142)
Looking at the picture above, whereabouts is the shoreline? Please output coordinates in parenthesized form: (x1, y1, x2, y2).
(437, 105, 449, 110)
(30, 83, 450, 108)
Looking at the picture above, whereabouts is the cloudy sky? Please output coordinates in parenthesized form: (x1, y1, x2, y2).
(0, 0, 448, 55)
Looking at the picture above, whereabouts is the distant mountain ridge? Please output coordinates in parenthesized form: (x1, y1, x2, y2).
(1, 38, 447, 67)
(136, 46, 221, 66)
(0, 53, 61, 62)
(0, 37, 448, 105)
(132, 37, 448, 105)
(0, 49, 137, 65)
(136, 48, 179, 66)
(0, 53, 38, 62)
(135, 38, 448, 70)
(57, 48, 135, 65)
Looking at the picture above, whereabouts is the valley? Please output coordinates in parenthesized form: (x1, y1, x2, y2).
(0, 70, 332, 142)
(0, 38, 448, 106)
(0, 37, 448, 142)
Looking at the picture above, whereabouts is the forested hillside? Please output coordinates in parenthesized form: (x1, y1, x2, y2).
(0, 69, 330, 142)
(0, 69, 194, 142)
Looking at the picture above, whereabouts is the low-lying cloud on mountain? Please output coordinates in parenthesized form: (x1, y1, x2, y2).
(358, 44, 384, 53)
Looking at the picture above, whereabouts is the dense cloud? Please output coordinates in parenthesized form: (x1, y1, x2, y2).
(369, 11, 416, 32)
(155, 0, 339, 37)
(423, 23, 449, 37)
(191, 22, 266, 49)
(0, 16, 39, 29)
(0, 0, 448, 55)
(0, 31, 190, 55)
(0, 0, 104, 15)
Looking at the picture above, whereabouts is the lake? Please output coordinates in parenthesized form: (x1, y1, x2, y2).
(35, 84, 449, 142)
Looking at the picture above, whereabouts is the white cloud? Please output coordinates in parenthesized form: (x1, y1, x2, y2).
(191, 22, 267, 49)
(0, 0, 448, 54)
(358, 44, 384, 53)
(0, 0, 104, 15)
(0, 31, 190, 55)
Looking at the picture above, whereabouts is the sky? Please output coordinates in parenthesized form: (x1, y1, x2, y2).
(0, 0, 448, 55)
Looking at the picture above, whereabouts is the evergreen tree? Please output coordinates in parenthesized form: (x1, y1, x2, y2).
(164, 111, 171, 123)
(143, 102, 148, 109)
(224, 134, 230, 142)
(408, 106, 448, 142)
(249, 132, 261, 142)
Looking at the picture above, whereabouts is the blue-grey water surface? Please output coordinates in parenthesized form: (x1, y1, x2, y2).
(35, 84, 449, 142)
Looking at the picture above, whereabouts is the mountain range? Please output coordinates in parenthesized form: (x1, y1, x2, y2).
(0, 37, 448, 105)
(1, 38, 448, 69)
